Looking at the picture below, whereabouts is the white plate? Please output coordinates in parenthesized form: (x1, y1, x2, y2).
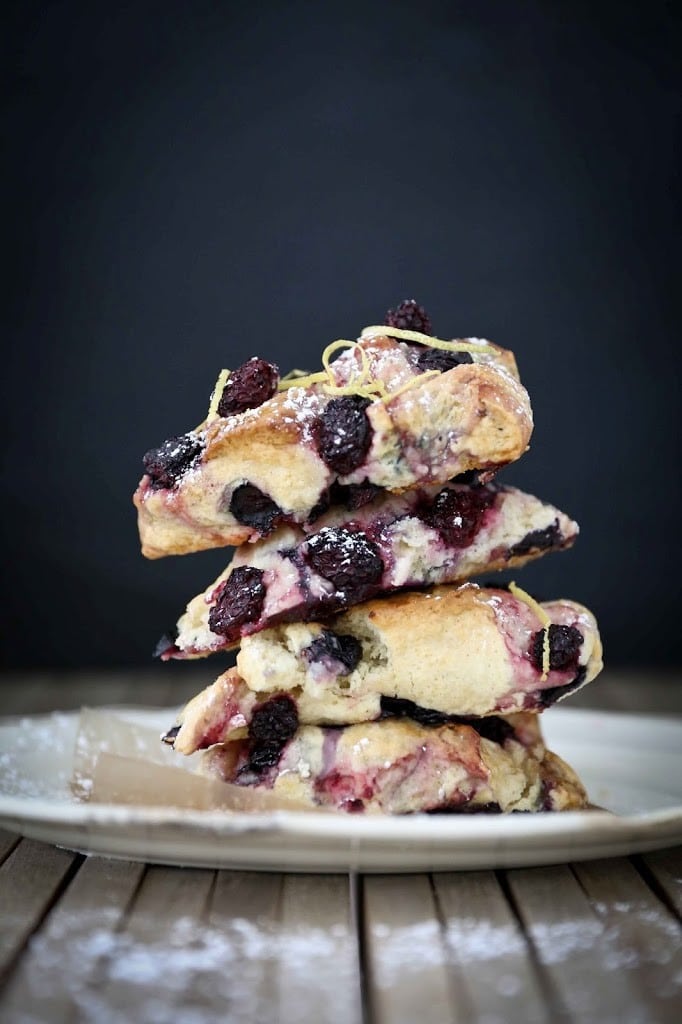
(0, 707, 680, 872)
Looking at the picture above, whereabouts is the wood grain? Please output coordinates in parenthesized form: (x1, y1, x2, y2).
(0, 839, 79, 980)
(573, 857, 682, 1021)
(640, 847, 682, 918)
(434, 870, 552, 1023)
(1, 855, 144, 1021)
(363, 874, 456, 1024)
(505, 862, 676, 1023)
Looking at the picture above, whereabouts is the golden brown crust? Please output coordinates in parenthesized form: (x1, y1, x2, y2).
(237, 584, 603, 718)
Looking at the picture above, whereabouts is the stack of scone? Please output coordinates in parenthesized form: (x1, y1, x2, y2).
(134, 300, 602, 814)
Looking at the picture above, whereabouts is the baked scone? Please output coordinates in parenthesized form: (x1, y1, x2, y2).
(235, 583, 602, 718)
(198, 713, 588, 814)
(162, 481, 578, 657)
(162, 584, 602, 758)
(134, 326, 533, 558)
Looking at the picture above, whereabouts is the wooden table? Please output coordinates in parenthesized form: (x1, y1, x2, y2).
(1, 669, 680, 1023)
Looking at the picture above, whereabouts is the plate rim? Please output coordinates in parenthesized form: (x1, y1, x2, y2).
(2, 705, 681, 870)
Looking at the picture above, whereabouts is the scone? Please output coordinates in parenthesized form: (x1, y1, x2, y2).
(235, 584, 603, 718)
(162, 481, 578, 657)
(162, 584, 602, 759)
(198, 713, 588, 815)
(134, 324, 533, 558)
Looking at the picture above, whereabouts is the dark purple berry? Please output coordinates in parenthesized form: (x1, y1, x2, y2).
(314, 396, 373, 475)
(217, 357, 279, 416)
(380, 696, 452, 727)
(509, 519, 562, 557)
(379, 697, 516, 745)
(530, 624, 584, 672)
(384, 299, 432, 335)
(536, 666, 587, 709)
(329, 481, 384, 511)
(451, 469, 482, 485)
(208, 566, 266, 639)
(305, 630, 362, 674)
(229, 483, 282, 535)
(473, 717, 516, 746)
(416, 348, 473, 373)
(247, 695, 299, 773)
(428, 802, 503, 815)
(143, 433, 204, 489)
(161, 724, 180, 746)
(420, 486, 495, 548)
(306, 528, 383, 596)
(309, 482, 383, 522)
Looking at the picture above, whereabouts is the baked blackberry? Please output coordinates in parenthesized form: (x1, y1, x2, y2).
(384, 299, 432, 335)
(218, 357, 279, 416)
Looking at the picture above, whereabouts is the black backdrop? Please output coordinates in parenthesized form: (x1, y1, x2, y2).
(3, 1, 680, 671)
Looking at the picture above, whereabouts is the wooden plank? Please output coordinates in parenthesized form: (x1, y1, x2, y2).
(363, 874, 456, 1024)
(1, 855, 145, 1021)
(88, 864, 217, 1021)
(206, 871, 283, 1022)
(573, 858, 682, 1019)
(506, 862, 668, 1022)
(433, 870, 552, 1024)
(122, 863, 215, 941)
(0, 839, 79, 979)
(276, 874, 362, 1024)
(640, 847, 682, 918)
(0, 828, 20, 864)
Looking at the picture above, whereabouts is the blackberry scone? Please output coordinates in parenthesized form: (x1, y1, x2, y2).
(134, 312, 533, 558)
(161, 481, 578, 657)
(162, 583, 602, 758)
(194, 712, 587, 815)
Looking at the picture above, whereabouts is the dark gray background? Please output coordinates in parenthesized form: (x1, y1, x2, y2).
(3, 1, 680, 672)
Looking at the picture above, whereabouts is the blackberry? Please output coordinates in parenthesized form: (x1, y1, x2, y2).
(384, 299, 432, 335)
(380, 696, 451, 727)
(247, 695, 299, 773)
(161, 724, 180, 746)
(509, 519, 561, 557)
(314, 396, 373, 475)
(208, 566, 266, 639)
(229, 483, 282, 535)
(473, 717, 516, 746)
(416, 348, 473, 373)
(305, 630, 362, 674)
(536, 666, 587, 708)
(451, 469, 482, 486)
(420, 486, 495, 548)
(217, 357, 279, 416)
(142, 433, 204, 489)
(329, 481, 384, 511)
(530, 624, 584, 672)
(306, 527, 384, 597)
(379, 698, 515, 746)
(428, 802, 503, 815)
